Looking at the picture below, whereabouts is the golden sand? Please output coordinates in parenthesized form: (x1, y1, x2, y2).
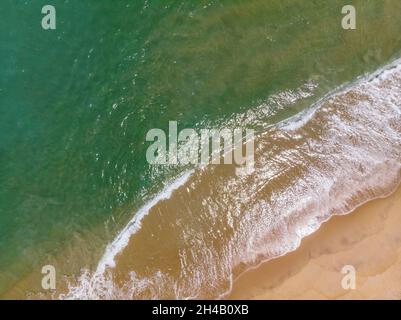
(3, 184, 401, 300)
(228, 185, 401, 299)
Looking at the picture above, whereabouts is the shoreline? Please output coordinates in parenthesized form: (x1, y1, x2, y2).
(228, 182, 401, 299)
(59, 55, 401, 299)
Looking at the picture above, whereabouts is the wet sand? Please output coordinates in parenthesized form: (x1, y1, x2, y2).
(229, 184, 401, 299)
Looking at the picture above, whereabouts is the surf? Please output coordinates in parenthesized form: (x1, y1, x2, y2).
(62, 57, 401, 300)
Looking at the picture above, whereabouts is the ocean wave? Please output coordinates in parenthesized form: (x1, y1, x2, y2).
(62, 58, 401, 300)
(96, 170, 194, 274)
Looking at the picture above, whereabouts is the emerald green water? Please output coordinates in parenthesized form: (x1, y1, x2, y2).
(1, 0, 401, 296)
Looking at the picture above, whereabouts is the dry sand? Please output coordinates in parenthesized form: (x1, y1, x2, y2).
(229, 184, 401, 300)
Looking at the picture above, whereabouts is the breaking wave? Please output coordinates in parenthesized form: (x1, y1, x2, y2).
(61, 58, 401, 300)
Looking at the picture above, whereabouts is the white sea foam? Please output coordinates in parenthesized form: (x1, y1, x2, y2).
(96, 170, 194, 274)
(278, 58, 401, 131)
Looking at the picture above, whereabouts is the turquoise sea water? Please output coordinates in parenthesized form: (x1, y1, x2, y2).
(1, 0, 401, 297)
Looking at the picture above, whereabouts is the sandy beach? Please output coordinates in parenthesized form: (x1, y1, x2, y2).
(4, 182, 401, 300)
(229, 183, 401, 299)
